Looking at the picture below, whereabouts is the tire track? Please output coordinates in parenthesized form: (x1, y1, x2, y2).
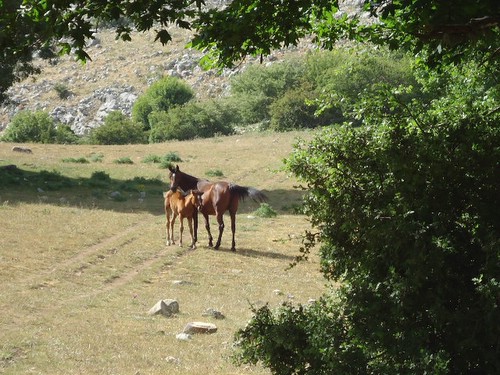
(23, 220, 149, 288)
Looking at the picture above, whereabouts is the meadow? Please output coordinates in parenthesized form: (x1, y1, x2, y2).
(0, 130, 328, 374)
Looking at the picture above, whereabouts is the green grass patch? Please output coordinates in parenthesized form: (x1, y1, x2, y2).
(253, 203, 277, 218)
(62, 157, 89, 163)
(205, 169, 224, 178)
(113, 157, 134, 164)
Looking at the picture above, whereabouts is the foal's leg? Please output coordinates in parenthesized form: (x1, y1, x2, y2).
(169, 214, 177, 245)
(214, 212, 225, 250)
(166, 207, 172, 246)
(178, 215, 184, 247)
(203, 212, 213, 247)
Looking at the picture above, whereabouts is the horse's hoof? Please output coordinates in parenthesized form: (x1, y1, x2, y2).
(231, 248, 236, 252)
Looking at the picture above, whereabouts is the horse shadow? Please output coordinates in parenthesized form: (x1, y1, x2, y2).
(199, 246, 297, 262)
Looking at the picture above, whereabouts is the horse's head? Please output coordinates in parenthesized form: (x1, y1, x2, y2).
(168, 165, 180, 192)
(190, 189, 204, 210)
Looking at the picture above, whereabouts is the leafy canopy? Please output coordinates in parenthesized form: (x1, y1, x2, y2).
(1, 1, 499, 101)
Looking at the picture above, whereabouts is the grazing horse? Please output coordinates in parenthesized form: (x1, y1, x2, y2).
(168, 165, 267, 251)
(164, 189, 203, 249)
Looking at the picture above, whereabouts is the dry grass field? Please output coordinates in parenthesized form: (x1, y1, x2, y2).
(0, 130, 328, 374)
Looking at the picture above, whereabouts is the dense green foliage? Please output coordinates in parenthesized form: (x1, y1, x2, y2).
(234, 53, 500, 374)
(89, 111, 145, 145)
(148, 100, 234, 142)
(132, 76, 194, 130)
(2, 48, 413, 143)
(1, 110, 77, 144)
(229, 48, 415, 130)
(2, 1, 499, 373)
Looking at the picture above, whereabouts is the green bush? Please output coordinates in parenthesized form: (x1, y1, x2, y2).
(113, 157, 133, 164)
(1, 110, 77, 143)
(149, 100, 234, 142)
(269, 85, 331, 131)
(306, 48, 417, 125)
(54, 82, 72, 99)
(205, 169, 224, 178)
(226, 48, 415, 130)
(142, 154, 162, 163)
(234, 57, 500, 373)
(253, 203, 277, 218)
(132, 76, 194, 130)
(229, 59, 306, 125)
(53, 124, 79, 144)
(62, 157, 89, 163)
(89, 111, 145, 145)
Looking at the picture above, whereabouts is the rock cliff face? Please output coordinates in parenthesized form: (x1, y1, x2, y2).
(0, 1, 366, 136)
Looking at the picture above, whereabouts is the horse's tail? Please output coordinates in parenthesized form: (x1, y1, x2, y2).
(229, 183, 268, 203)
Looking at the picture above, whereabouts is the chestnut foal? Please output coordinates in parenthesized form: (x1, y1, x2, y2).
(164, 189, 203, 249)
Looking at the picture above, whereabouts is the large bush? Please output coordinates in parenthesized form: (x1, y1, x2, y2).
(233, 57, 500, 373)
(132, 76, 194, 130)
(1, 110, 77, 144)
(229, 59, 306, 125)
(228, 48, 416, 130)
(89, 111, 145, 145)
(148, 100, 234, 142)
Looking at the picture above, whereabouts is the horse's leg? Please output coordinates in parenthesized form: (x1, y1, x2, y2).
(187, 217, 196, 249)
(203, 212, 213, 247)
(170, 214, 176, 245)
(230, 210, 237, 251)
(166, 207, 172, 246)
(193, 208, 198, 244)
(179, 215, 184, 247)
(214, 212, 224, 250)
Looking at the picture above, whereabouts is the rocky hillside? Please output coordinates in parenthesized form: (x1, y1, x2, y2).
(0, 1, 367, 136)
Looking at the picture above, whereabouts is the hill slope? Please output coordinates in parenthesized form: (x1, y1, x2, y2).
(0, 27, 310, 136)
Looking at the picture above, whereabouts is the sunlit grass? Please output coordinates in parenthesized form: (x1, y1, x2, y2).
(0, 130, 324, 374)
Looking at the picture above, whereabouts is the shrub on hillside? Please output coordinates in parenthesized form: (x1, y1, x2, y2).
(132, 76, 194, 130)
(229, 59, 306, 125)
(226, 48, 415, 130)
(1, 110, 78, 144)
(148, 100, 234, 142)
(89, 111, 145, 145)
(306, 48, 417, 124)
(268, 85, 338, 131)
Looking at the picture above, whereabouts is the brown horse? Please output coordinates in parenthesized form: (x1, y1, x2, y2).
(164, 189, 203, 249)
(168, 165, 267, 251)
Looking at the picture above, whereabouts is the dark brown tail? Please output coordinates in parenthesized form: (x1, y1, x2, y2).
(229, 184, 267, 203)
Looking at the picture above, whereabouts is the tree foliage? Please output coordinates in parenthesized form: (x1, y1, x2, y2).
(89, 111, 145, 144)
(235, 56, 500, 374)
(1, 110, 77, 144)
(132, 76, 194, 130)
(2, 1, 499, 101)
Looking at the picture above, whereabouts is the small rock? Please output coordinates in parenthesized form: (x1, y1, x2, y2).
(183, 322, 217, 334)
(172, 280, 192, 285)
(110, 191, 121, 198)
(148, 299, 179, 317)
(165, 356, 181, 364)
(175, 333, 192, 341)
(12, 146, 32, 153)
(202, 308, 225, 320)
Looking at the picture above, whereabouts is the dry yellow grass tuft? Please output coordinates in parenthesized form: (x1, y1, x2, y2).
(0, 131, 328, 374)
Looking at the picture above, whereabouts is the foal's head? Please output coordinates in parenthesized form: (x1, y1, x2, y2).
(189, 190, 204, 211)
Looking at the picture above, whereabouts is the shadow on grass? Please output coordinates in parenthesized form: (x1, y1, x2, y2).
(0, 166, 305, 216)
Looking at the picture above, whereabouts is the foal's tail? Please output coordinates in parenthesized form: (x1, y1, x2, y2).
(229, 183, 268, 203)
